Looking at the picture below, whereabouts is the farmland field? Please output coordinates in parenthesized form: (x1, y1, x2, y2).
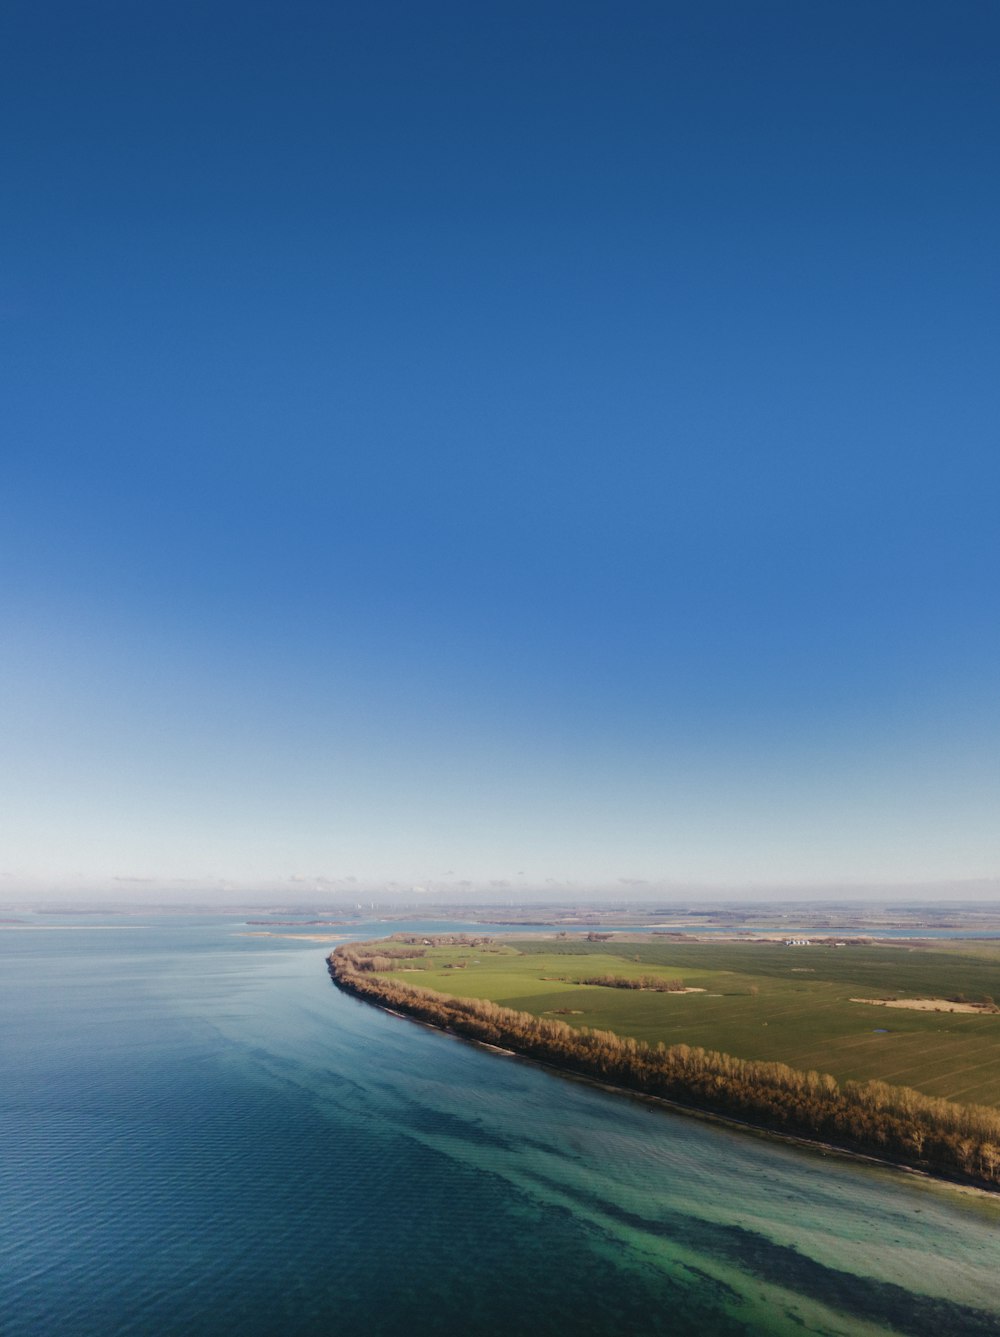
(385, 937, 1000, 1106)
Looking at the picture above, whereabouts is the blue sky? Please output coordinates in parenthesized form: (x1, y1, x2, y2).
(2, 2, 998, 899)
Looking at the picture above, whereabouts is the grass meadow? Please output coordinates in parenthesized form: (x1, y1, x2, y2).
(386, 937, 1000, 1106)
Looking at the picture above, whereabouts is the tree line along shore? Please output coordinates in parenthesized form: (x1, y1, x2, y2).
(329, 939, 1000, 1191)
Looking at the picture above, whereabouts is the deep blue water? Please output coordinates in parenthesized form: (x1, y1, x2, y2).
(3, 917, 999, 1336)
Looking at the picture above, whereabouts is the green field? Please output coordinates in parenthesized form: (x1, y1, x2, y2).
(385, 937, 1000, 1106)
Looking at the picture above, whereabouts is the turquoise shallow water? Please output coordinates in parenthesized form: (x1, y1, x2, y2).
(2, 917, 999, 1336)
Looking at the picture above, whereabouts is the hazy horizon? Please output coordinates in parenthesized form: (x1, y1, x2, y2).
(6, 877, 1000, 912)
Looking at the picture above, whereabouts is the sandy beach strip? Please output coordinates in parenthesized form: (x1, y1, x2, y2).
(850, 997, 995, 1014)
(236, 931, 348, 942)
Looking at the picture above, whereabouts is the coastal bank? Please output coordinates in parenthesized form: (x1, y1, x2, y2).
(329, 939, 1000, 1193)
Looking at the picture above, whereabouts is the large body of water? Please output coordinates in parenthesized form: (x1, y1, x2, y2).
(3, 916, 999, 1336)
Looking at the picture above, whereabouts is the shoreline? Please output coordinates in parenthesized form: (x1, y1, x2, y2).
(347, 973, 996, 1196)
(328, 948, 1000, 1198)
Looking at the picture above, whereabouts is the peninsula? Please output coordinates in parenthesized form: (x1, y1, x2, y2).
(329, 934, 1000, 1191)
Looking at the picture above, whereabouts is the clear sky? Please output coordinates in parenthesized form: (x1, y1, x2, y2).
(2, 2, 998, 901)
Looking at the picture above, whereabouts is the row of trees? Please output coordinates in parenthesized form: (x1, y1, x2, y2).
(948, 993, 999, 1011)
(577, 974, 688, 992)
(329, 942, 1000, 1189)
(392, 934, 494, 948)
(335, 944, 427, 973)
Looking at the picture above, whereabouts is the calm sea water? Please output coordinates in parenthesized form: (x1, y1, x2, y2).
(3, 917, 999, 1337)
